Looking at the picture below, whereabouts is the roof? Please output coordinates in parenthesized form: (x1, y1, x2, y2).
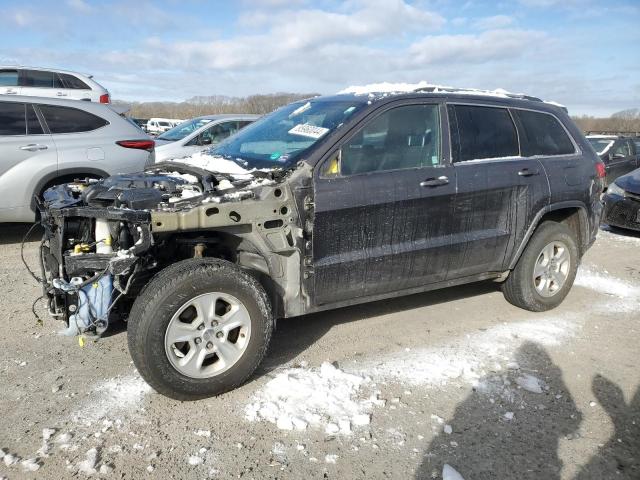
(0, 65, 93, 78)
(334, 82, 566, 111)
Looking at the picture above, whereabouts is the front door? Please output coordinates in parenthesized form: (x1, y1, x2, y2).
(312, 102, 456, 305)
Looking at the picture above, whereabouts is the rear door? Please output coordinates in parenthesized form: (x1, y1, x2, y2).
(312, 101, 456, 305)
(446, 104, 550, 279)
(0, 101, 57, 212)
(0, 68, 20, 96)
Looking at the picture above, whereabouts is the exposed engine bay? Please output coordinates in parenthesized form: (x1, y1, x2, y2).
(37, 161, 305, 338)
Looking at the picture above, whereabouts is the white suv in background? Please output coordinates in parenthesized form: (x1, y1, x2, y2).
(0, 96, 154, 222)
(0, 66, 110, 103)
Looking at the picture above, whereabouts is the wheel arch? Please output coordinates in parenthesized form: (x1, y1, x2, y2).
(508, 201, 589, 270)
(31, 167, 110, 212)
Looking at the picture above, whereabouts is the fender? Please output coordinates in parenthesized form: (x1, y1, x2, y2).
(508, 201, 589, 270)
(30, 167, 110, 212)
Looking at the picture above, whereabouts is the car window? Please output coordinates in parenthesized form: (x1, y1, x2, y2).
(58, 73, 90, 90)
(634, 140, 640, 154)
(612, 140, 629, 157)
(38, 105, 108, 133)
(513, 109, 575, 156)
(22, 69, 57, 88)
(203, 121, 239, 144)
(0, 69, 18, 87)
(27, 104, 44, 135)
(449, 105, 518, 162)
(338, 104, 441, 175)
(0, 102, 26, 135)
(587, 137, 614, 155)
(238, 120, 254, 128)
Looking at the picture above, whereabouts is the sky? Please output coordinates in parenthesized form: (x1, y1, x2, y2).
(0, 0, 638, 116)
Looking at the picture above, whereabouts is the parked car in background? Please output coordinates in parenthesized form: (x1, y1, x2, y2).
(586, 135, 639, 185)
(602, 167, 640, 232)
(0, 66, 110, 103)
(154, 114, 259, 162)
(146, 118, 176, 135)
(131, 118, 150, 132)
(0, 95, 154, 222)
(37, 88, 604, 399)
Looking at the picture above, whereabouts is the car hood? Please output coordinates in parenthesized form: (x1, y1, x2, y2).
(616, 167, 640, 195)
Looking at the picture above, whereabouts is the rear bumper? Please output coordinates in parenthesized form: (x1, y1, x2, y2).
(602, 192, 640, 231)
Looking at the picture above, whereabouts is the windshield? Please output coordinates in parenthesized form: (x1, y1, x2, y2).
(158, 118, 213, 141)
(210, 100, 365, 169)
(587, 137, 614, 155)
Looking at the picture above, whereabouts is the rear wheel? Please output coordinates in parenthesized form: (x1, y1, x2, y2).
(502, 221, 579, 312)
(127, 258, 273, 400)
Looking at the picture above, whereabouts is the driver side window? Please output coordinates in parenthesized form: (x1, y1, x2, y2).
(335, 104, 441, 176)
(187, 121, 239, 146)
(612, 141, 629, 158)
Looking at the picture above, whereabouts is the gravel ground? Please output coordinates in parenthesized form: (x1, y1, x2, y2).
(0, 223, 638, 479)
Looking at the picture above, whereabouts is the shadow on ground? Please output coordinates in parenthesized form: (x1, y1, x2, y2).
(261, 281, 497, 372)
(413, 341, 639, 480)
(0, 222, 41, 245)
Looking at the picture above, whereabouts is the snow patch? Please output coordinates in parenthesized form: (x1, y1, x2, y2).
(356, 316, 578, 387)
(245, 362, 379, 433)
(173, 152, 252, 177)
(575, 266, 639, 298)
(443, 464, 466, 480)
(71, 374, 152, 424)
(516, 374, 544, 393)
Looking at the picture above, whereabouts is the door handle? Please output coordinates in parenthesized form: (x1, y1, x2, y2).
(518, 168, 540, 177)
(56, 92, 67, 96)
(420, 175, 449, 187)
(5, 89, 17, 94)
(20, 144, 48, 151)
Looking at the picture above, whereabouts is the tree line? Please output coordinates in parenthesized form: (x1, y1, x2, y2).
(119, 94, 640, 135)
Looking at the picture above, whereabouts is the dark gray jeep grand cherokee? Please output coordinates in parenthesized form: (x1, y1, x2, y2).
(37, 87, 605, 399)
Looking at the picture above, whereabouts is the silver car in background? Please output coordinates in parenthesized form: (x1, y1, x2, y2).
(0, 66, 111, 103)
(154, 114, 259, 162)
(0, 96, 154, 222)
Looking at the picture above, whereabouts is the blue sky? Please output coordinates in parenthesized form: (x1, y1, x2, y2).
(0, 0, 638, 115)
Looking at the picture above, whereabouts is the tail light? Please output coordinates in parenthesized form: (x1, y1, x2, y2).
(117, 140, 155, 152)
(595, 162, 606, 179)
(99, 93, 110, 104)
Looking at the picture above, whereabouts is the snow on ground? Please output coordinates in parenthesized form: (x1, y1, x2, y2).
(245, 362, 379, 433)
(71, 373, 152, 425)
(354, 315, 579, 388)
(599, 226, 640, 246)
(575, 265, 639, 299)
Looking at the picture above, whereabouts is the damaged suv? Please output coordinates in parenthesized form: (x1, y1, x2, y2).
(37, 87, 604, 399)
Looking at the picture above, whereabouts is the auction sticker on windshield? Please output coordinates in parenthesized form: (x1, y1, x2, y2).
(288, 123, 330, 139)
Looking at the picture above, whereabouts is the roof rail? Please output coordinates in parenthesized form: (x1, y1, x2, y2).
(413, 86, 543, 103)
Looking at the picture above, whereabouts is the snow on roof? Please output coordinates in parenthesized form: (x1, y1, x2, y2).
(338, 81, 566, 109)
(586, 134, 617, 139)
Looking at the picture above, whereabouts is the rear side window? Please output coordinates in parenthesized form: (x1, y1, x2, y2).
(58, 73, 90, 90)
(449, 105, 519, 162)
(0, 102, 26, 135)
(39, 105, 108, 133)
(0, 69, 18, 87)
(514, 110, 575, 156)
(22, 69, 57, 88)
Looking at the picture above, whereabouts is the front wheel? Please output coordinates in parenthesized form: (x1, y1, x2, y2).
(502, 221, 579, 312)
(127, 258, 273, 400)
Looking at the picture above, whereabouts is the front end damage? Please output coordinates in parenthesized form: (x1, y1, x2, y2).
(38, 161, 305, 338)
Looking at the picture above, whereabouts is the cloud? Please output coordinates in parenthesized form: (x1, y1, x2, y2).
(66, 0, 92, 13)
(473, 15, 514, 30)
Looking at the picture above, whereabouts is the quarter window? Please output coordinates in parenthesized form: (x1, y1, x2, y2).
(0, 69, 18, 87)
(338, 104, 441, 175)
(38, 105, 108, 133)
(449, 105, 519, 162)
(58, 73, 90, 90)
(514, 110, 575, 156)
(0, 102, 26, 135)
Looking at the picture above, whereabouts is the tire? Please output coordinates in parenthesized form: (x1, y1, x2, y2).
(502, 221, 579, 312)
(127, 258, 273, 400)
